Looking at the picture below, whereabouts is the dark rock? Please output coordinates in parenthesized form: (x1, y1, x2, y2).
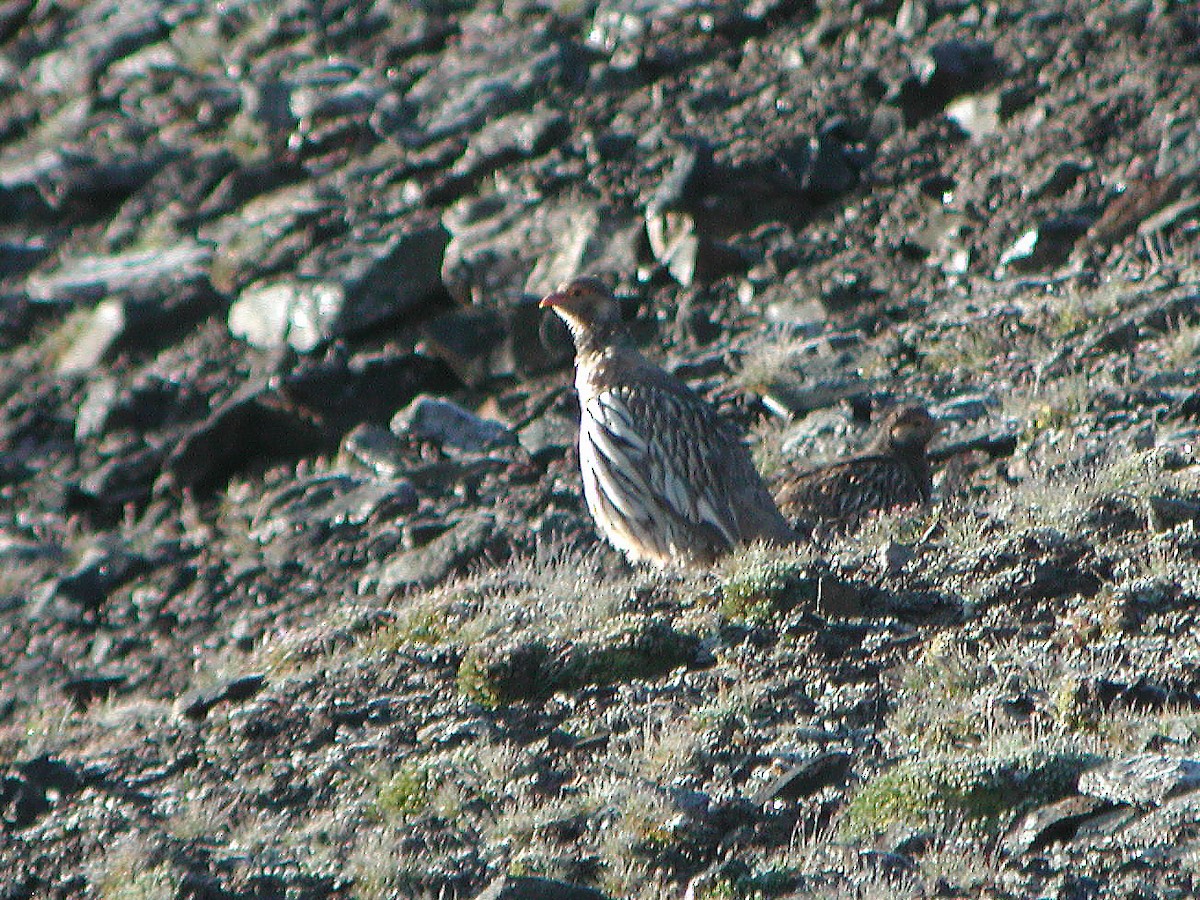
(2, 756, 85, 829)
(61, 672, 125, 709)
(820, 270, 882, 311)
(0, 241, 50, 280)
(179, 674, 267, 721)
(56, 544, 152, 611)
(1147, 495, 1200, 531)
(391, 394, 515, 454)
(1004, 796, 1108, 855)
(458, 636, 553, 709)
(160, 381, 327, 495)
(283, 350, 458, 433)
(341, 423, 408, 479)
(401, 15, 569, 146)
(376, 513, 497, 590)
(894, 40, 1003, 123)
(473, 874, 610, 900)
(1078, 755, 1200, 807)
(252, 473, 418, 545)
(1088, 176, 1184, 250)
(442, 191, 642, 306)
(751, 752, 852, 805)
(299, 218, 450, 338)
(421, 302, 573, 387)
(1033, 160, 1089, 199)
(73, 444, 168, 519)
(801, 122, 863, 200)
(996, 216, 1092, 275)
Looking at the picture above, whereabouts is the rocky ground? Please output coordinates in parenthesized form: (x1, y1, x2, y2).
(2, 0, 1200, 898)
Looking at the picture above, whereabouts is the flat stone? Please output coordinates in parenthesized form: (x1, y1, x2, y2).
(1078, 755, 1200, 807)
(403, 16, 567, 145)
(442, 190, 640, 306)
(54, 299, 126, 375)
(341, 424, 408, 479)
(178, 674, 267, 721)
(1004, 795, 1107, 855)
(377, 514, 497, 590)
(301, 218, 449, 338)
(229, 279, 345, 353)
(391, 395, 515, 454)
(751, 751, 852, 806)
(454, 104, 569, 178)
(518, 408, 576, 461)
(27, 241, 212, 304)
(473, 874, 610, 900)
(204, 182, 330, 294)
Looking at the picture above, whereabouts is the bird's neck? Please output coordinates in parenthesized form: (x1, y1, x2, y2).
(573, 331, 644, 399)
(572, 319, 630, 358)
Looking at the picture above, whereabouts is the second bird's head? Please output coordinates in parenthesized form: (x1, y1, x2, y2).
(883, 404, 938, 453)
(540, 276, 624, 350)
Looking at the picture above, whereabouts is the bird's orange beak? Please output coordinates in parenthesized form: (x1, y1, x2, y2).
(539, 292, 564, 310)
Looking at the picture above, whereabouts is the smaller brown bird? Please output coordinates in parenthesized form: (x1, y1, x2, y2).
(540, 276, 794, 567)
(775, 404, 937, 535)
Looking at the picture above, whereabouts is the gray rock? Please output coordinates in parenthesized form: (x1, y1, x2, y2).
(645, 142, 708, 286)
(302, 218, 449, 338)
(995, 216, 1090, 275)
(751, 751, 852, 805)
(420, 302, 571, 388)
(341, 424, 408, 479)
(1003, 795, 1107, 856)
(229, 279, 344, 353)
(204, 183, 331, 295)
(403, 16, 567, 146)
(1078, 755, 1200, 807)
(454, 105, 569, 179)
(54, 300, 126, 375)
(377, 513, 497, 590)
(442, 191, 641, 306)
(391, 395, 515, 454)
(473, 873, 610, 900)
(519, 409, 577, 461)
(878, 541, 915, 573)
(27, 241, 212, 304)
(178, 674, 266, 721)
(932, 394, 998, 423)
(76, 445, 166, 514)
(251, 473, 418, 547)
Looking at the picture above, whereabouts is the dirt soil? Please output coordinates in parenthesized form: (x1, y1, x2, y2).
(2, 1, 1200, 898)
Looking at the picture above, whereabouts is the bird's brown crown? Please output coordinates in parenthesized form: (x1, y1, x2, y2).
(539, 276, 626, 352)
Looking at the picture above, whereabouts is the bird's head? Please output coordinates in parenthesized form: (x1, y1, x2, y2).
(539, 276, 624, 350)
(883, 404, 938, 453)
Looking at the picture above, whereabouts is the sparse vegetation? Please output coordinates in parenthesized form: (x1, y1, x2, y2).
(843, 750, 1090, 838)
